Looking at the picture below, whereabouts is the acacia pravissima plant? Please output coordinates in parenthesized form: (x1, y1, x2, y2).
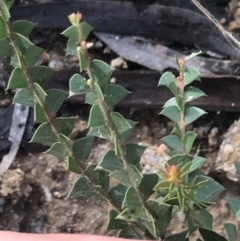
(1, 1, 240, 240)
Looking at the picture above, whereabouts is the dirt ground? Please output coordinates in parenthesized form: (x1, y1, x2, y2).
(1, 108, 240, 239)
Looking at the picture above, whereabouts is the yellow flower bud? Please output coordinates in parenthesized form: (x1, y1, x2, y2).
(165, 165, 181, 183)
(68, 12, 82, 25)
(87, 79, 93, 89)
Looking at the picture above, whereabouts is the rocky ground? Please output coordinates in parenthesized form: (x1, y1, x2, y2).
(1, 108, 240, 239)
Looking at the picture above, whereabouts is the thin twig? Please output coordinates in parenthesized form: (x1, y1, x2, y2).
(190, 0, 240, 54)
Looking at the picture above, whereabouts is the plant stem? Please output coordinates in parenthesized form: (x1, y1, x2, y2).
(237, 222, 240, 241)
(0, 3, 149, 239)
(178, 61, 186, 153)
(82, 35, 162, 241)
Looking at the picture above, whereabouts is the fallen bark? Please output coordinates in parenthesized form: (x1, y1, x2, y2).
(95, 32, 240, 78)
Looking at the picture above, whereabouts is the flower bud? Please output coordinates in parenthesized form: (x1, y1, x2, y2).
(87, 79, 93, 88)
(81, 41, 87, 49)
(178, 58, 185, 66)
(177, 58, 185, 74)
(165, 165, 181, 183)
(176, 76, 183, 83)
(68, 12, 82, 25)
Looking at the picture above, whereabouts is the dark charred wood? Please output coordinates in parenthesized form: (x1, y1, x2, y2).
(10, 1, 240, 60)
(45, 69, 240, 112)
(156, 0, 228, 19)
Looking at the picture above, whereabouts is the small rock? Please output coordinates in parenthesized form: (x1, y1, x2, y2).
(72, 204, 78, 215)
(194, 126, 210, 138)
(208, 127, 219, 146)
(141, 145, 168, 173)
(155, 144, 169, 155)
(215, 118, 240, 181)
(142, 125, 149, 134)
(159, 127, 167, 137)
(111, 57, 124, 68)
(46, 167, 52, 173)
(49, 59, 64, 70)
(222, 144, 234, 157)
(53, 191, 62, 198)
(86, 42, 94, 49)
(1, 168, 24, 196)
(41, 185, 53, 202)
(95, 41, 103, 48)
(110, 77, 116, 84)
(176, 211, 185, 222)
(103, 47, 111, 53)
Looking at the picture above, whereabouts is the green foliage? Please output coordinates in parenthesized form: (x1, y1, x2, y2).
(194, 176, 225, 202)
(147, 200, 173, 237)
(86, 164, 109, 192)
(190, 156, 207, 172)
(184, 86, 206, 102)
(88, 104, 105, 127)
(185, 107, 206, 125)
(161, 135, 183, 152)
(7, 67, 28, 89)
(226, 198, 240, 221)
(88, 125, 111, 139)
(67, 175, 97, 198)
(164, 230, 188, 241)
(224, 223, 237, 241)
(97, 150, 124, 171)
(67, 156, 82, 174)
(2, 1, 238, 239)
(139, 174, 159, 199)
(118, 227, 142, 239)
(4, 0, 15, 9)
(31, 117, 76, 143)
(78, 48, 87, 71)
(66, 39, 78, 56)
(72, 136, 94, 162)
(158, 71, 176, 86)
(109, 183, 127, 207)
(62, 25, 79, 41)
(105, 84, 131, 107)
(110, 112, 137, 141)
(1, 0, 10, 20)
(13, 83, 46, 107)
(12, 20, 35, 37)
(199, 210, 213, 229)
(110, 165, 143, 187)
(125, 143, 147, 167)
(185, 51, 202, 61)
(0, 38, 13, 56)
(30, 66, 55, 86)
(184, 131, 197, 154)
(0, 16, 7, 38)
(107, 210, 128, 229)
(91, 60, 113, 88)
(184, 66, 201, 85)
(199, 228, 227, 241)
